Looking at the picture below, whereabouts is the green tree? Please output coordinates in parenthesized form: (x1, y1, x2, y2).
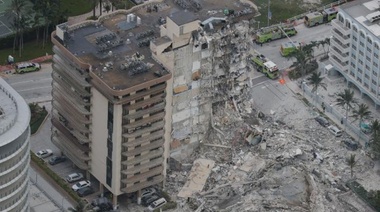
(7, 0, 27, 54)
(289, 43, 315, 80)
(351, 103, 372, 127)
(371, 119, 380, 139)
(346, 154, 357, 178)
(370, 120, 380, 159)
(307, 71, 327, 93)
(336, 89, 357, 128)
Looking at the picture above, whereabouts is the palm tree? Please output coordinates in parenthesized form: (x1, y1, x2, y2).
(351, 103, 371, 127)
(346, 154, 357, 178)
(307, 72, 327, 101)
(371, 119, 380, 138)
(336, 89, 357, 128)
(7, 0, 27, 53)
(289, 43, 314, 81)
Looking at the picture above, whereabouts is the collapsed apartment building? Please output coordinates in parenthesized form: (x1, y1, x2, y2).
(50, 0, 255, 206)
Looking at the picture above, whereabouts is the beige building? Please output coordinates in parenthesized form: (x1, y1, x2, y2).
(0, 77, 31, 212)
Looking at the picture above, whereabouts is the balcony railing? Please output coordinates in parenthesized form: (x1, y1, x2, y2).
(122, 139, 164, 157)
(124, 94, 165, 111)
(52, 88, 91, 116)
(123, 121, 164, 138)
(53, 81, 91, 107)
(52, 102, 91, 133)
(121, 148, 163, 167)
(329, 54, 349, 72)
(330, 47, 349, 63)
(331, 19, 350, 36)
(121, 166, 163, 184)
(330, 38, 350, 54)
(52, 72, 91, 97)
(122, 130, 164, 148)
(331, 28, 350, 44)
(52, 136, 90, 170)
(52, 119, 91, 151)
(121, 175, 164, 194)
(123, 112, 165, 130)
(53, 59, 90, 87)
(123, 102, 165, 120)
(52, 112, 90, 143)
(121, 157, 163, 175)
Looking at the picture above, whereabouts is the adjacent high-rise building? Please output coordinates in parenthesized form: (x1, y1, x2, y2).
(329, 0, 380, 107)
(0, 77, 30, 212)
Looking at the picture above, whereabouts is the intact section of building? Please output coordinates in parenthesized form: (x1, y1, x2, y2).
(0, 77, 31, 212)
(329, 0, 380, 107)
(51, 11, 171, 204)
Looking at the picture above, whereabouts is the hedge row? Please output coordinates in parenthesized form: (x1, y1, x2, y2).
(30, 109, 48, 135)
(30, 152, 82, 203)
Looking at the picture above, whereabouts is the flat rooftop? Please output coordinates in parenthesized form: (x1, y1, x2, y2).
(341, 0, 380, 37)
(0, 77, 30, 146)
(55, 0, 256, 90)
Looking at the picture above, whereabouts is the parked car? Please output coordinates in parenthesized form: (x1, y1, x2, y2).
(72, 180, 91, 191)
(92, 197, 113, 211)
(315, 116, 329, 127)
(342, 139, 360, 151)
(48, 156, 66, 165)
(77, 187, 94, 197)
(148, 198, 167, 211)
(142, 194, 160, 207)
(141, 187, 156, 198)
(66, 173, 84, 183)
(15, 62, 41, 74)
(328, 125, 342, 137)
(36, 149, 53, 158)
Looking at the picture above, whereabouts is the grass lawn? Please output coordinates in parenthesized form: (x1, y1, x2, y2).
(61, 0, 93, 16)
(251, 0, 338, 26)
(30, 104, 48, 135)
(0, 41, 53, 65)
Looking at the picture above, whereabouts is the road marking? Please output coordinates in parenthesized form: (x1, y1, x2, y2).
(10, 78, 52, 85)
(17, 86, 51, 92)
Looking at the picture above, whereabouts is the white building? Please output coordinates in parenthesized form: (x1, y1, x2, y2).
(330, 0, 380, 108)
(0, 77, 31, 211)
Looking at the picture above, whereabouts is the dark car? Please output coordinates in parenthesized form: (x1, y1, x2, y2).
(315, 116, 329, 127)
(48, 156, 66, 165)
(77, 187, 94, 197)
(142, 194, 160, 207)
(342, 139, 360, 151)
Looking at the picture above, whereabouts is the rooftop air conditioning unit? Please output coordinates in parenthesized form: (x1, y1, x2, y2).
(366, 11, 380, 22)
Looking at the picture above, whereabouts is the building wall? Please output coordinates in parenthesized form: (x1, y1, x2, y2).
(330, 11, 380, 106)
(0, 78, 31, 212)
(112, 104, 123, 195)
(91, 89, 109, 190)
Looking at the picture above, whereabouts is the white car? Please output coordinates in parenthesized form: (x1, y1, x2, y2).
(66, 173, 84, 183)
(36, 149, 53, 158)
(328, 125, 342, 137)
(141, 187, 156, 198)
(72, 180, 91, 191)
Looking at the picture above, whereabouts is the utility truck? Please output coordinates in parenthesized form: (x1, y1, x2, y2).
(280, 41, 302, 57)
(255, 23, 297, 44)
(304, 7, 338, 27)
(249, 52, 279, 79)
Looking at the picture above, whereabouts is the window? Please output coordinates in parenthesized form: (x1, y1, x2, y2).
(350, 71, 355, 76)
(339, 15, 344, 23)
(367, 56, 371, 62)
(364, 83, 369, 88)
(372, 79, 377, 85)
(360, 31, 365, 38)
(367, 37, 372, 44)
(359, 51, 364, 56)
(357, 77, 362, 83)
(358, 68, 363, 73)
(352, 45, 357, 50)
(373, 70, 378, 76)
(367, 47, 372, 53)
(352, 53, 356, 59)
(375, 43, 379, 50)
(359, 60, 363, 65)
(353, 36, 357, 41)
(351, 62, 356, 68)
(353, 26, 358, 32)
(375, 53, 379, 59)
(360, 42, 364, 47)
(371, 88, 376, 94)
(365, 74, 370, 79)
(366, 64, 370, 70)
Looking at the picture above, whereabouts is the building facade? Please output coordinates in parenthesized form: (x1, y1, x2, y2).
(330, 0, 380, 107)
(0, 77, 30, 212)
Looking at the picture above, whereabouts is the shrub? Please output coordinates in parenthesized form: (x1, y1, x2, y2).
(29, 104, 48, 135)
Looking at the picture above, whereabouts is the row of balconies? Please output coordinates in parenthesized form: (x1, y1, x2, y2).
(121, 148, 163, 167)
(122, 130, 164, 148)
(52, 102, 91, 134)
(52, 78, 91, 108)
(121, 165, 163, 185)
(52, 86, 91, 116)
(123, 112, 165, 130)
(121, 157, 164, 175)
(330, 47, 349, 63)
(52, 71, 91, 97)
(52, 118, 91, 150)
(331, 19, 350, 37)
(53, 46, 89, 77)
(121, 175, 164, 194)
(123, 121, 164, 138)
(329, 53, 349, 72)
(53, 57, 90, 87)
(52, 112, 90, 144)
(124, 94, 166, 111)
(122, 138, 164, 157)
(330, 37, 350, 54)
(119, 84, 166, 105)
(123, 102, 165, 120)
(331, 28, 350, 42)
(51, 132, 90, 170)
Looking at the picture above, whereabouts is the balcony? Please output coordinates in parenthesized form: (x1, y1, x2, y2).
(124, 102, 165, 120)
(331, 19, 350, 37)
(52, 112, 90, 143)
(121, 157, 164, 175)
(124, 94, 165, 111)
(329, 53, 349, 72)
(53, 46, 89, 77)
(121, 175, 164, 194)
(121, 148, 163, 167)
(52, 102, 91, 132)
(122, 130, 164, 148)
(122, 139, 164, 157)
(123, 112, 165, 130)
(119, 84, 166, 105)
(52, 87, 91, 116)
(53, 58, 90, 87)
(52, 118, 91, 152)
(330, 38, 350, 54)
(52, 135, 90, 170)
(123, 121, 164, 138)
(330, 47, 349, 63)
(52, 72, 91, 97)
(121, 166, 163, 184)
(53, 80, 91, 107)
(331, 28, 350, 44)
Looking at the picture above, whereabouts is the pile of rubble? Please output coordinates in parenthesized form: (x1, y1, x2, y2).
(166, 85, 377, 211)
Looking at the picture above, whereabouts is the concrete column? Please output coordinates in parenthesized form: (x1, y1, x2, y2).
(137, 190, 142, 205)
(112, 194, 118, 206)
(99, 183, 104, 194)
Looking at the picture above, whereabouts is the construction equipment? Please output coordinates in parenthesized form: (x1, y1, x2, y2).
(304, 7, 338, 27)
(249, 52, 279, 79)
(280, 41, 302, 57)
(255, 23, 297, 44)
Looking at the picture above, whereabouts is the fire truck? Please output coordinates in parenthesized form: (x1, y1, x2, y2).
(304, 7, 338, 27)
(255, 23, 297, 44)
(249, 52, 279, 79)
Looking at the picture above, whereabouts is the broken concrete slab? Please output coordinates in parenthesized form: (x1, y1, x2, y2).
(178, 159, 215, 198)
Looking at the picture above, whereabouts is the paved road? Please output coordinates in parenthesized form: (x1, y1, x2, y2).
(6, 63, 52, 103)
